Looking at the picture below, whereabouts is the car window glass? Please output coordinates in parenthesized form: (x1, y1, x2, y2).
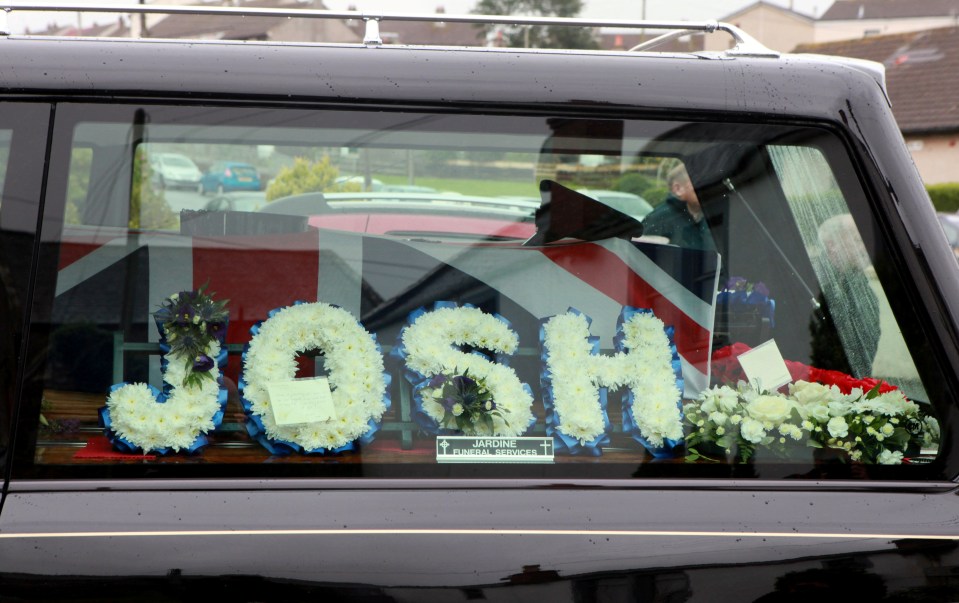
(20, 103, 947, 480)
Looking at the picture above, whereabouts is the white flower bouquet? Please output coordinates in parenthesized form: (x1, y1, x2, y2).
(685, 380, 939, 465)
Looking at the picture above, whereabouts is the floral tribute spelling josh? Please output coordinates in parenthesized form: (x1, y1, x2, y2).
(101, 286, 229, 454)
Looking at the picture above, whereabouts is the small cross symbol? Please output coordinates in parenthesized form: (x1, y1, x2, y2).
(540, 439, 552, 455)
(439, 439, 450, 453)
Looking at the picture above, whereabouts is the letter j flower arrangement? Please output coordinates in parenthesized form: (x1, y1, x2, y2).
(101, 285, 229, 454)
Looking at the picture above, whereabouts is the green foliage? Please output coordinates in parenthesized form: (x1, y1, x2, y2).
(642, 186, 670, 207)
(130, 147, 177, 230)
(926, 182, 959, 212)
(613, 172, 654, 197)
(265, 156, 359, 201)
(473, 0, 598, 49)
(64, 147, 93, 224)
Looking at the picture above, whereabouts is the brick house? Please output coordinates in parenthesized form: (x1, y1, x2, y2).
(796, 26, 959, 184)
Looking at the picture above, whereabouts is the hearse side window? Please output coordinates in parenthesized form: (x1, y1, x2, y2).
(15, 103, 946, 480)
(0, 104, 51, 476)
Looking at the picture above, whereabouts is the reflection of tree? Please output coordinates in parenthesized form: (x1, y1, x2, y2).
(130, 147, 176, 230)
(473, 0, 598, 49)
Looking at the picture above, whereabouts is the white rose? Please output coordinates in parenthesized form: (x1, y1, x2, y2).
(746, 395, 794, 425)
(826, 417, 849, 438)
(789, 381, 835, 407)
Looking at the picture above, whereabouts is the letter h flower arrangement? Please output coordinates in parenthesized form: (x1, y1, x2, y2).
(685, 343, 940, 464)
(101, 285, 229, 454)
(540, 307, 684, 457)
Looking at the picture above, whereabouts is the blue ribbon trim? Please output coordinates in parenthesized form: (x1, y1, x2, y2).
(238, 301, 391, 456)
(394, 301, 533, 436)
(99, 317, 230, 456)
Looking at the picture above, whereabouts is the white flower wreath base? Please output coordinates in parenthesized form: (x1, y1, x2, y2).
(240, 302, 390, 454)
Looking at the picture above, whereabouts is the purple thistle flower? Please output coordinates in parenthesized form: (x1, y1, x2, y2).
(192, 354, 215, 373)
(725, 276, 747, 292)
(208, 321, 227, 341)
(452, 374, 476, 390)
(428, 374, 448, 388)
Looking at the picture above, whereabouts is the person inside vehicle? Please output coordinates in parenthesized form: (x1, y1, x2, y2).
(642, 163, 714, 251)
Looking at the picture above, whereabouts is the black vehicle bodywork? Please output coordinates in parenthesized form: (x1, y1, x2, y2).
(1, 34, 959, 602)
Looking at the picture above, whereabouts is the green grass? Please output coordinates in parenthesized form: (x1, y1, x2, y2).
(377, 174, 539, 198)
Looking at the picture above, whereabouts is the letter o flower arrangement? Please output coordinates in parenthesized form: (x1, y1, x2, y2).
(540, 307, 684, 456)
(239, 302, 390, 455)
(396, 302, 534, 437)
(100, 286, 229, 454)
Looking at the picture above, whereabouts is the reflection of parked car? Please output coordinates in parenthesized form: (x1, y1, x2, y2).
(199, 161, 261, 194)
(938, 213, 959, 258)
(259, 191, 539, 239)
(149, 152, 202, 189)
(334, 175, 384, 191)
(203, 191, 268, 213)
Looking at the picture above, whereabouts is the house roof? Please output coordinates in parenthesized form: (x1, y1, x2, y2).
(147, 0, 339, 41)
(719, 1, 814, 24)
(795, 26, 959, 133)
(820, 0, 959, 21)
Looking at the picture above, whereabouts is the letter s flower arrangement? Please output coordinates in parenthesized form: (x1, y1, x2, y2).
(396, 302, 534, 437)
(685, 380, 940, 465)
(100, 285, 229, 454)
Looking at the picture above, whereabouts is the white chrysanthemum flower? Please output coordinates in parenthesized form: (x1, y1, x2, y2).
(740, 418, 766, 444)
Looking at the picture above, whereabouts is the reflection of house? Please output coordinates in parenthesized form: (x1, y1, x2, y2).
(815, 0, 959, 43)
(703, 1, 814, 52)
(147, 0, 359, 42)
(706, 0, 959, 53)
(796, 26, 959, 184)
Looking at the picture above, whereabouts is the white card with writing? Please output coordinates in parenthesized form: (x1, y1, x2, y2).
(737, 339, 792, 391)
(268, 378, 336, 426)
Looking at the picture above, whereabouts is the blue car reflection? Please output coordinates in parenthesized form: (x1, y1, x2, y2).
(199, 161, 262, 195)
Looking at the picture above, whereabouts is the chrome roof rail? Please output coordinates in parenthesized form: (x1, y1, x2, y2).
(629, 22, 779, 58)
(0, 2, 779, 57)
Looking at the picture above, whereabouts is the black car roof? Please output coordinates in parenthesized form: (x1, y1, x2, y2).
(0, 35, 887, 125)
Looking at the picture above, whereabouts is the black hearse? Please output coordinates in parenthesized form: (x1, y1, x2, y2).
(1, 3, 958, 601)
